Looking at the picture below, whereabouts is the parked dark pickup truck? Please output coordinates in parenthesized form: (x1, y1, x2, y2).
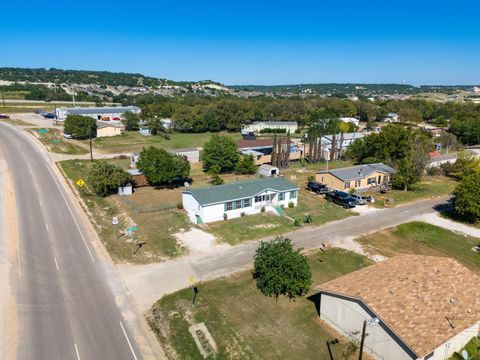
(325, 190, 357, 208)
(307, 181, 328, 194)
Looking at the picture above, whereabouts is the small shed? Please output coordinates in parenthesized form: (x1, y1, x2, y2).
(258, 164, 279, 177)
(127, 169, 148, 187)
(138, 127, 151, 136)
(118, 183, 133, 196)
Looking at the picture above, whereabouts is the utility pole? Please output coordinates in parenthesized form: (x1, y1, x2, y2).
(89, 127, 93, 162)
(358, 320, 367, 360)
(1, 85, 5, 108)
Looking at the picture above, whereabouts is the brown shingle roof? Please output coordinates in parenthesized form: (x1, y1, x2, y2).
(236, 139, 273, 149)
(317, 255, 480, 357)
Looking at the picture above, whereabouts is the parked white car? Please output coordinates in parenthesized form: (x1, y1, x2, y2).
(112, 216, 119, 225)
(63, 133, 73, 139)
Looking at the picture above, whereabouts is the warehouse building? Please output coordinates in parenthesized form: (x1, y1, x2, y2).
(55, 106, 140, 122)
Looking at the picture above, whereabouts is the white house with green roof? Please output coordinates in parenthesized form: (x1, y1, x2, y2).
(182, 178, 299, 224)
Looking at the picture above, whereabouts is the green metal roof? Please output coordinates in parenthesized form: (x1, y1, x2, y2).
(184, 177, 299, 206)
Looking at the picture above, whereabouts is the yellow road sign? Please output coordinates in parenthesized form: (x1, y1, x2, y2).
(76, 179, 85, 187)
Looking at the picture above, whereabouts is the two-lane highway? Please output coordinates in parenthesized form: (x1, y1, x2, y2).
(0, 123, 151, 359)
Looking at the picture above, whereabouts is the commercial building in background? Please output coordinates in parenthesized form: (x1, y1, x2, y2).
(182, 178, 299, 224)
(55, 106, 140, 122)
(242, 121, 298, 134)
(315, 255, 480, 360)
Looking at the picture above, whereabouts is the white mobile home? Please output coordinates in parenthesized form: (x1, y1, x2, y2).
(182, 178, 299, 224)
(242, 121, 298, 133)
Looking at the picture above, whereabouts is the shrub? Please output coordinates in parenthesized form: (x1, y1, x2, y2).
(210, 173, 225, 185)
(426, 166, 442, 176)
(177, 202, 183, 210)
(293, 218, 302, 227)
(303, 215, 313, 224)
(223, 213, 228, 221)
(261, 206, 266, 213)
(294, 129, 301, 134)
(241, 212, 246, 217)
(307, 175, 315, 182)
(235, 154, 257, 175)
(288, 202, 294, 208)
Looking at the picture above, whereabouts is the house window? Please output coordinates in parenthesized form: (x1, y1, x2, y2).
(344, 181, 350, 189)
(255, 196, 261, 203)
(243, 198, 251, 207)
(225, 202, 233, 211)
(355, 179, 361, 187)
(367, 177, 376, 185)
(279, 192, 285, 201)
(290, 190, 297, 199)
(235, 200, 242, 209)
(378, 175, 382, 183)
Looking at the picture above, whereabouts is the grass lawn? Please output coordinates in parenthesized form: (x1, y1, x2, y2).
(86, 131, 242, 154)
(148, 248, 373, 360)
(357, 222, 480, 272)
(58, 159, 191, 263)
(206, 191, 353, 246)
(372, 176, 456, 208)
(449, 336, 480, 359)
(27, 128, 89, 155)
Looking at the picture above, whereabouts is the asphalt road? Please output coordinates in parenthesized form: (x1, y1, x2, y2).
(0, 123, 148, 360)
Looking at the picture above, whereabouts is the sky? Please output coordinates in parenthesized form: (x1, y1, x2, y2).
(1, 0, 480, 85)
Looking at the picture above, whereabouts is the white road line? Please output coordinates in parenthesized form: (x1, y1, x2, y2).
(120, 321, 138, 360)
(54, 257, 59, 271)
(44, 165, 95, 263)
(74, 343, 80, 360)
(45, 223, 49, 232)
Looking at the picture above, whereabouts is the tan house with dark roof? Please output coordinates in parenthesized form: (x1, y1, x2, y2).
(315, 255, 480, 360)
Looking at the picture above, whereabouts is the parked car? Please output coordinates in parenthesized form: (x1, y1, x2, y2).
(112, 216, 119, 225)
(307, 181, 328, 194)
(325, 190, 357, 208)
(112, 117, 121, 121)
(63, 133, 73, 139)
(0, 114, 10, 119)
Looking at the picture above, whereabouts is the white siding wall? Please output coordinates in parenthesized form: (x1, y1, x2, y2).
(426, 322, 479, 360)
(183, 189, 299, 224)
(182, 193, 200, 223)
(320, 294, 414, 360)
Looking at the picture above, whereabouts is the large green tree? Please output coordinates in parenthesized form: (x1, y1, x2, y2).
(235, 155, 257, 175)
(64, 115, 97, 139)
(87, 161, 131, 197)
(137, 146, 190, 185)
(201, 135, 240, 173)
(122, 111, 140, 131)
(252, 237, 312, 301)
(453, 171, 480, 222)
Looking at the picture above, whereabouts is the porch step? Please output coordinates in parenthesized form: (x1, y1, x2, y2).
(195, 215, 204, 224)
(274, 206, 286, 217)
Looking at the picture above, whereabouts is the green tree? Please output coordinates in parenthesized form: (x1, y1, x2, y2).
(122, 111, 140, 131)
(87, 161, 131, 197)
(392, 157, 421, 191)
(453, 171, 480, 222)
(235, 155, 257, 175)
(201, 135, 240, 173)
(252, 237, 312, 301)
(137, 146, 190, 185)
(64, 115, 97, 139)
(451, 151, 480, 181)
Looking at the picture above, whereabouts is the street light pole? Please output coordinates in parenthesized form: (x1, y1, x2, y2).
(358, 318, 379, 360)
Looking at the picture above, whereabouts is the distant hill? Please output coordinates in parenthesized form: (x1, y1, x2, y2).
(0, 67, 222, 88)
(228, 83, 476, 95)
